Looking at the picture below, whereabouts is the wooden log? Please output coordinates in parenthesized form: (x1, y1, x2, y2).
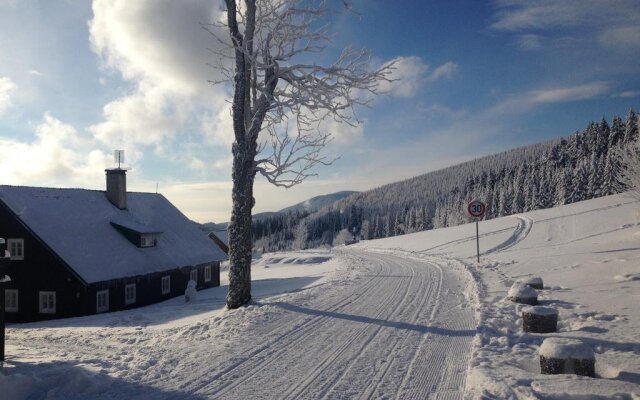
(539, 338, 595, 377)
(519, 276, 544, 290)
(507, 283, 538, 305)
(522, 306, 558, 333)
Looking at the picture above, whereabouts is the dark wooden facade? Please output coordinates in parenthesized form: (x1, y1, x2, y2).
(0, 200, 220, 323)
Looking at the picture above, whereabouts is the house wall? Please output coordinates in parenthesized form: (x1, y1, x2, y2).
(89, 261, 221, 313)
(1, 200, 222, 322)
(0, 201, 89, 322)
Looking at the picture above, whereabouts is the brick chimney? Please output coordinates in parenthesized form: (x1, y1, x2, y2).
(105, 168, 127, 209)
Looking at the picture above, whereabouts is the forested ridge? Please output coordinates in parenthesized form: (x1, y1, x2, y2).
(252, 109, 639, 251)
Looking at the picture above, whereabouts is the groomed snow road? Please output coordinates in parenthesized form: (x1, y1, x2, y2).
(191, 250, 477, 399)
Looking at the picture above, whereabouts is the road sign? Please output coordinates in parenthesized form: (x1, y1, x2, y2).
(467, 200, 486, 218)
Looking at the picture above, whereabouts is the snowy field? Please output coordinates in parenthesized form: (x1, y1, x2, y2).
(2, 194, 640, 399)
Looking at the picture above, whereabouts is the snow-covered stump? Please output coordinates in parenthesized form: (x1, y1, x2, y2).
(522, 306, 558, 333)
(184, 280, 197, 302)
(539, 338, 596, 377)
(507, 283, 538, 305)
(520, 276, 544, 290)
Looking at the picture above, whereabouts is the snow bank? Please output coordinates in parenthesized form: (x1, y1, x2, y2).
(507, 282, 537, 300)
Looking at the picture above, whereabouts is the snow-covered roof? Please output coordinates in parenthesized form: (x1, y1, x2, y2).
(210, 229, 229, 247)
(0, 186, 227, 284)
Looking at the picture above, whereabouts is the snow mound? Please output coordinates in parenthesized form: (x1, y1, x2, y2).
(518, 276, 543, 288)
(507, 282, 537, 299)
(539, 338, 595, 360)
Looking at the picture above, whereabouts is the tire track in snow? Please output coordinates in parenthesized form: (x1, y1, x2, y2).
(482, 215, 533, 255)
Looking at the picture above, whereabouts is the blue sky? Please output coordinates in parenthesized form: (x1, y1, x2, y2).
(0, 0, 638, 222)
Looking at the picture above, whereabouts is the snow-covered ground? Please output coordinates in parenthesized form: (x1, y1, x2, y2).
(354, 193, 640, 399)
(2, 194, 640, 399)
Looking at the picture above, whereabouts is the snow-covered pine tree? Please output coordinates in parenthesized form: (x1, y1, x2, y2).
(623, 109, 639, 145)
(609, 116, 625, 148)
(586, 152, 600, 199)
(571, 160, 589, 203)
(601, 150, 620, 196)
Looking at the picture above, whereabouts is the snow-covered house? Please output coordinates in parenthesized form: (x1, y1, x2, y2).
(0, 169, 227, 322)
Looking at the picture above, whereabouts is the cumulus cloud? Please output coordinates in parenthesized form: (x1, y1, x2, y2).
(0, 76, 17, 115)
(88, 0, 232, 164)
(379, 57, 457, 98)
(0, 114, 111, 187)
(530, 82, 611, 103)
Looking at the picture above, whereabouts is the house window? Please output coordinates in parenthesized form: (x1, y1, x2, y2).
(161, 276, 171, 295)
(39, 291, 56, 314)
(8, 239, 24, 260)
(5, 290, 18, 312)
(204, 265, 212, 282)
(139, 234, 157, 248)
(125, 284, 136, 305)
(96, 290, 109, 313)
(190, 269, 198, 284)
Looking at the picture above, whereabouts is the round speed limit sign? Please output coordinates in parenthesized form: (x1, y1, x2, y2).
(467, 200, 486, 218)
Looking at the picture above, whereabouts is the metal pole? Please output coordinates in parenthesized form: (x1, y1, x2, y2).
(476, 220, 480, 264)
(0, 285, 5, 363)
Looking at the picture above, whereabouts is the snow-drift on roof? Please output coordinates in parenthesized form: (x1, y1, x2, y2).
(210, 230, 229, 246)
(0, 186, 227, 284)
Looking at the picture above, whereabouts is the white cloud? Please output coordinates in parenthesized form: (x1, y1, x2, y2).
(379, 57, 457, 98)
(88, 0, 232, 164)
(0, 114, 111, 187)
(516, 34, 543, 50)
(599, 26, 640, 49)
(0, 76, 17, 115)
(530, 82, 611, 103)
(613, 90, 640, 98)
(491, 0, 640, 50)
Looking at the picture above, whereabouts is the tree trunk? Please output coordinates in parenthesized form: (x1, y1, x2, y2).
(227, 142, 256, 309)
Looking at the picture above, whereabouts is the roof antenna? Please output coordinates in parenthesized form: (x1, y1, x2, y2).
(114, 150, 125, 169)
(156, 182, 159, 194)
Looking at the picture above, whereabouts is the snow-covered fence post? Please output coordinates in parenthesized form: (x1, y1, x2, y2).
(507, 282, 538, 305)
(519, 276, 543, 290)
(539, 338, 595, 377)
(522, 306, 558, 333)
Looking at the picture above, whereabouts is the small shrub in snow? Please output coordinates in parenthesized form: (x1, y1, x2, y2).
(522, 306, 558, 333)
(185, 280, 197, 302)
(518, 276, 544, 289)
(539, 338, 595, 377)
(507, 283, 538, 305)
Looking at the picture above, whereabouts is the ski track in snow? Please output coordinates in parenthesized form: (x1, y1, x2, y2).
(190, 251, 476, 399)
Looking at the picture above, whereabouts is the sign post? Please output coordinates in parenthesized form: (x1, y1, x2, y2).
(0, 238, 10, 364)
(467, 200, 486, 263)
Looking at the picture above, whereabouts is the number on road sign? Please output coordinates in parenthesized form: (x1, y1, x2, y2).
(467, 200, 486, 218)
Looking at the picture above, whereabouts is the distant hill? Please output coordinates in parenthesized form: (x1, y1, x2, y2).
(279, 191, 359, 213)
(197, 191, 358, 233)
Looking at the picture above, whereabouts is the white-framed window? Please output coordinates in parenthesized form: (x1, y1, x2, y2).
(161, 276, 171, 295)
(190, 269, 198, 284)
(96, 289, 109, 313)
(124, 284, 136, 305)
(5, 289, 18, 312)
(39, 291, 56, 314)
(140, 236, 148, 247)
(204, 265, 212, 282)
(8, 239, 24, 260)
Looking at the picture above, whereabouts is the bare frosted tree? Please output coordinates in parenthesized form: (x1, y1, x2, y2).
(205, 0, 393, 308)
